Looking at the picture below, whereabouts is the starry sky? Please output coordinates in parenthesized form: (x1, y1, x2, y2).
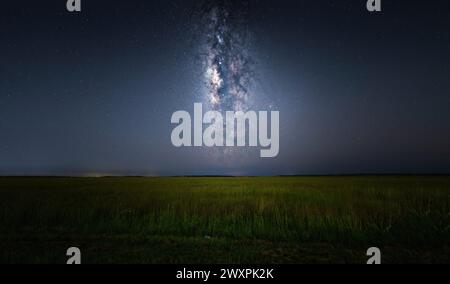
(1, 0, 450, 176)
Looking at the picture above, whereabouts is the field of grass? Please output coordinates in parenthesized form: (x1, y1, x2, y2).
(0, 176, 449, 264)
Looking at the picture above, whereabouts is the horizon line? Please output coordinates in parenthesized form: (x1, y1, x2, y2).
(1, 173, 450, 178)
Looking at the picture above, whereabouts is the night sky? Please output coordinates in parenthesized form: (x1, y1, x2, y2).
(1, 0, 450, 176)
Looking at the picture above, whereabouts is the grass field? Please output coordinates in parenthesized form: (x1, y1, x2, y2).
(0, 176, 449, 264)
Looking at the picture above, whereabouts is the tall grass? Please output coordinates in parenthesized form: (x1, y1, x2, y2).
(0, 176, 448, 248)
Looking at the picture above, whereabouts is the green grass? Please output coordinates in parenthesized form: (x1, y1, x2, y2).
(0, 176, 449, 264)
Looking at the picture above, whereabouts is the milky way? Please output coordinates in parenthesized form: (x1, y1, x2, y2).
(188, 0, 260, 164)
(196, 0, 255, 113)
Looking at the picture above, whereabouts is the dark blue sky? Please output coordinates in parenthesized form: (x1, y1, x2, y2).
(1, 0, 450, 176)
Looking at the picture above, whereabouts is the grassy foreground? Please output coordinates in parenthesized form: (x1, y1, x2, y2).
(0, 176, 449, 264)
